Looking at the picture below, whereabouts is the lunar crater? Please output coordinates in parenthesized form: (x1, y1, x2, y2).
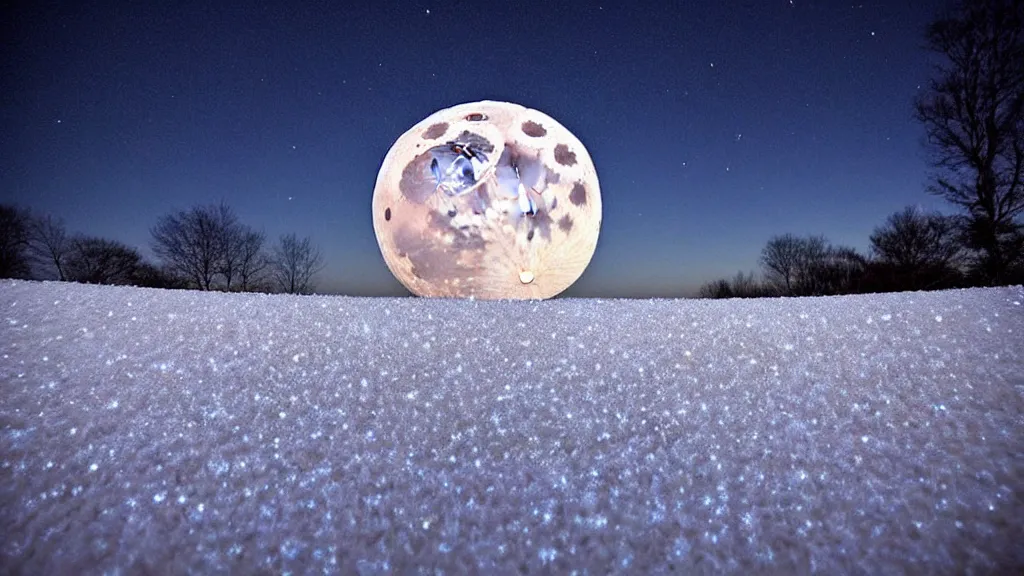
(422, 123, 448, 139)
(554, 144, 577, 166)
(521, 121, 547, 137)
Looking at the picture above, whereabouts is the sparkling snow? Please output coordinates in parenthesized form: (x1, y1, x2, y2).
(1, 279, 1023, 573)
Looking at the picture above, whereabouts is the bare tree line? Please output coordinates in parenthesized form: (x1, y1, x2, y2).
(701, 0, 1023, 299)
(1, 204, 171, 288)
(149, 202, 324, 294)
(699, 206, 969, 299)
(0, 202, 324, 295)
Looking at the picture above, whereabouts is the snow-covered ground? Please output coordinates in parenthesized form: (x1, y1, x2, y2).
(1, 279, 1022, 574)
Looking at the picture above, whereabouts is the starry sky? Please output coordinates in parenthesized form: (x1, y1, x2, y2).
(3, 0, 953, 297)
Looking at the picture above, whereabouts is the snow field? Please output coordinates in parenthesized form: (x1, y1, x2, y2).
(1, 280, 1022, 574)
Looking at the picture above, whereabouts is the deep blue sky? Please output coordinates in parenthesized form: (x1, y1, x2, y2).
(3, 0, 953, 297)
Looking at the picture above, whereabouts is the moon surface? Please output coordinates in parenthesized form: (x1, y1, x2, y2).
(372, 101, 602, 299)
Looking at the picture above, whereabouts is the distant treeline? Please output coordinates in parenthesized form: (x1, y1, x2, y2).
(698, 208, 993, 299)
(700, 0, 1024, 299)
(0, 202, 325, 295)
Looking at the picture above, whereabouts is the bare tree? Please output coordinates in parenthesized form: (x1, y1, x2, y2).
(760, 234, 804, 295)
(131, 262, 188, 289)
(236, 229, 269, 291)
(870, 206, 961, 269)
(217, 223, 271, 292)
(762, 234, 867, 296)
(214, 214, 250, 291)
(0, 204, 32, 279)
(65, 236, 143, 285)
(271, 233, 325, 294)
(698, 270, 773, 299)
(809, 246, 868, 296)
(869, 206, 964, 290)
(25, 214, 71, 280)
(915, 0, 1024, 285)
(729, 270, 762, 298)
(698, 278, 733, 299)
(151, 202, 238, 290)
(794, 235, 833, 295)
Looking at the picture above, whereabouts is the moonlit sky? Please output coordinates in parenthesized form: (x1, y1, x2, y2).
(2, 0, 953, 297)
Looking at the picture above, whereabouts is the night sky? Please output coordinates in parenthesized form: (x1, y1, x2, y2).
(3, 0, 953, 297)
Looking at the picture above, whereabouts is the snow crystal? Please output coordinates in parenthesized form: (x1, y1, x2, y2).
(1, 279, 1022, 573)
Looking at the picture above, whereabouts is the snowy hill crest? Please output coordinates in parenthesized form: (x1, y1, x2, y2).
(2, 280, 1023, 573)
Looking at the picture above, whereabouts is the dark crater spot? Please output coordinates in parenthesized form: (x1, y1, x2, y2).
(447, 209, 457, 218)
(422, 123, 448, 139)
(522, 121, 547, 137)
(570, 182, 587, 206)
(527, 228, 535, 242)
(558, 215, 574, 233)
(384, 207, 392, 221)
(465, 113, 487, 121)
(554, 144, 577, 166)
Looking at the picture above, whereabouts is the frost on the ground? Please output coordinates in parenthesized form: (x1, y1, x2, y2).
(1, 279, 1022, 574)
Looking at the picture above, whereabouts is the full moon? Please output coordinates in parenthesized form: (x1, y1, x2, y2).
(371, 100, 602, 300)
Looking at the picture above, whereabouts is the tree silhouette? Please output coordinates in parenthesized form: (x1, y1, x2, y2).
(0, 204, 32, 279)
(760, 234, 805, 295)
(151, 202, 238, 290)
(271, 233, 325, 294)
(26, 213, 71, 281)
(698, 270, 773, 299)
(868, 206, 964, 290)
(65, 236, 143, 285)
(761, 234, 866, 296)
(698, 278, 733, 299)
(915, 0, 1024, 285)
(728, 270, 764, 298)
(236, 229, 269, 292)
(792, 235, 832, 296)
(215, 215, 258, 291)
(808, 246, 868, 296)
(130, 262, 188, 289)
